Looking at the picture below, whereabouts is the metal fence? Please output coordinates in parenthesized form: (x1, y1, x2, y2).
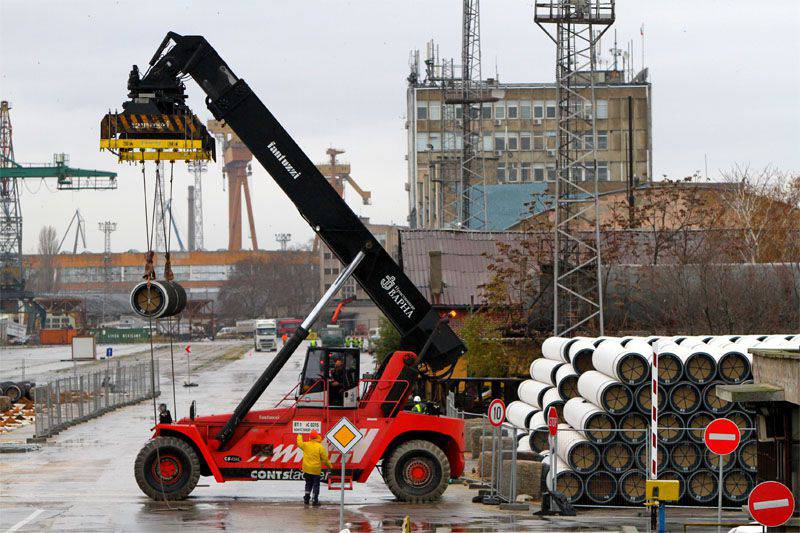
(33, 360, 160, 438)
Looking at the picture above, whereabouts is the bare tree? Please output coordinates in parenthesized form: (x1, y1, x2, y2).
(32, 225, 60, 293)
(219, 253, 319, 321)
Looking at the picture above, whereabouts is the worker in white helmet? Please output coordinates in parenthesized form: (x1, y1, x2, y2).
(412, 395, 424, 413)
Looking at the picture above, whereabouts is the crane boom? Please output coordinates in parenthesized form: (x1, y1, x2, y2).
(112, 32, 464, 368)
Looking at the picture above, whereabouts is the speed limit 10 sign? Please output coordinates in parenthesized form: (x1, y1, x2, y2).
(488, 399, 506, 427)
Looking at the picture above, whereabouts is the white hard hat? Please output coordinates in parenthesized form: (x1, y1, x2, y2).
(413, 396, 421, 402)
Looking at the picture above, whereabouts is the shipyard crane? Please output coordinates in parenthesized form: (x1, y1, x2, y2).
(100, 32, 466, 504)
(0, 100, 117, 329)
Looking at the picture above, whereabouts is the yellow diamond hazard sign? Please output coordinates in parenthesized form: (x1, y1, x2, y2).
(326, 416, 363, 455)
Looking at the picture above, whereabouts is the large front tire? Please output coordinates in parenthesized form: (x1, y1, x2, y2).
(134, 436, 201, 501)
(385, 439, 450, 503)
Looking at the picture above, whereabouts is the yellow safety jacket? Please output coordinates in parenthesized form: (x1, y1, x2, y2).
(296, 434, 332, 476)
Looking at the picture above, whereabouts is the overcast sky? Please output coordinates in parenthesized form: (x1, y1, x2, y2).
(1, 0, 798, 254)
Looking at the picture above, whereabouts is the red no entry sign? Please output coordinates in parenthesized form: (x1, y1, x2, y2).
(748, 481, 795, 528)
(488, 399, 506, 427)
(547, 406, 558, 437)
(704, 418, 740, 455)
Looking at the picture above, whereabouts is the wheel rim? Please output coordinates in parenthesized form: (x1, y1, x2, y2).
(152, 454, 183, 485)
(400, 455, 437, 490)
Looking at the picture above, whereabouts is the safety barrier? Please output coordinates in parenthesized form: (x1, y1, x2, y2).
(33, 359, 160, 438)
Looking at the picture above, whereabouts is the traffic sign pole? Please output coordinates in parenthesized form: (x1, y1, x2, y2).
(340, 453, 345, 531)
(547, 406, 558, 496)
(704, 418, 741, 533)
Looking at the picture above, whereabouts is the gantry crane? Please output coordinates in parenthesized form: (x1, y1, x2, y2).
(207, 119, 258, 251)
(0, 100, 117, 329)
(316, 148, 372, 205)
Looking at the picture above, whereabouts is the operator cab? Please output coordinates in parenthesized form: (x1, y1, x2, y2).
(298, 347, 359, 408)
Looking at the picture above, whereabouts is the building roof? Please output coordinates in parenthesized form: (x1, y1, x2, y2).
(399, 229, 528, 307)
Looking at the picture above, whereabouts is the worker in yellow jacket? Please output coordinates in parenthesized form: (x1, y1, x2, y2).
(296, 430, 331, 506)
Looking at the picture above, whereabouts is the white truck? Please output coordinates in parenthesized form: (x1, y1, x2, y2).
(253, 318, 278, 352)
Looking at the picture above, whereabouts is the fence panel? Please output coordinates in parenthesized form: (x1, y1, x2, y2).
(32, 360, 161, 439)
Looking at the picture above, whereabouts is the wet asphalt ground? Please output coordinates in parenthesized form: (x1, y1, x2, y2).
(0, 340, 753, 531)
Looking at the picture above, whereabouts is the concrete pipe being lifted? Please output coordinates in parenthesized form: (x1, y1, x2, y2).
(585, 470, 618, 504)
(602, 441, 634, 474)
(529, 358, 564, 386)
(578, 370, 633, 415)
(563, 397, 616, 445)
(542, 453, 585, 503)
(505, 400, 539, 429)
(652, 342, 688, 385)
(555, 364, 580, 400)
(517, 379, 552, 410)
(555, 427, 601, 474)
(592, 339, 652, 386)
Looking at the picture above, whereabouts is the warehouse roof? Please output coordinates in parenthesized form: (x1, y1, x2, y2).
(399, 229, 528, 307)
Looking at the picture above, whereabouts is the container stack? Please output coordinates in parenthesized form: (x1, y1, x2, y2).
(513, 334, 797, 506)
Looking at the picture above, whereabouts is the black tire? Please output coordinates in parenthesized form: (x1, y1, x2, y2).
(384, 439, 450, 503)
(134, 436, 201, 501)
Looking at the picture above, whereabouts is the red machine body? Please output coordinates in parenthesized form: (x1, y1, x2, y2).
(149, 350, 464, 492)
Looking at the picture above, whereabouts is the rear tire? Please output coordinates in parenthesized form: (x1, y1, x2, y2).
(134, 436, 200, 501)
(384, 439, 450, 503)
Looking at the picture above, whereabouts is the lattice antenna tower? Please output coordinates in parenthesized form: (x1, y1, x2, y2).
(187, 160, 206, 250)
(0, 101, 23, 293)
(275, 233, 291, 251)
(535, 0, 614, 336)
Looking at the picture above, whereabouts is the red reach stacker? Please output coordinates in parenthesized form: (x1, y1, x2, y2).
(102, 33, 468, 502)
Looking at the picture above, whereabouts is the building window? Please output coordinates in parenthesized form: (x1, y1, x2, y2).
(494, 101, 505, 120)
(494, 133, 506, 151)
(534, 100, 544, 119)
(507, 132, 519, 151)
(596, 99, 608, 119)
(443, 131, 456, 150)
(429, 101, 441, 121)
(597, 162, 609, 181)
(507, 100, 518, 119)
(571, 167, 584, 181)
(597, 130, 608, 150)
(521, 101, 532, 119)
(508, 162, 519, 182)
(428, 132, 441, 151)
(533, 133, 545, 150)
(323, 252, 332, 259)
(534, 164, 545, 182)
(416, 101, 428, 120)
(546, 100, 557, 119)
(521, 162, 531, 181)
(416, 132, 429, 151)
(455, 104, 462, 119)
(546, 165, 556, 181)
(520, 132, 531, 151)
(481, 104, 491, 119)
(497, 162, 506, 181)
(545, 131, 557, 149)
(483, 133, 493, 151)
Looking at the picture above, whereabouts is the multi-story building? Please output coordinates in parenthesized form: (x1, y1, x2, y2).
(406, 65, 652, 230)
